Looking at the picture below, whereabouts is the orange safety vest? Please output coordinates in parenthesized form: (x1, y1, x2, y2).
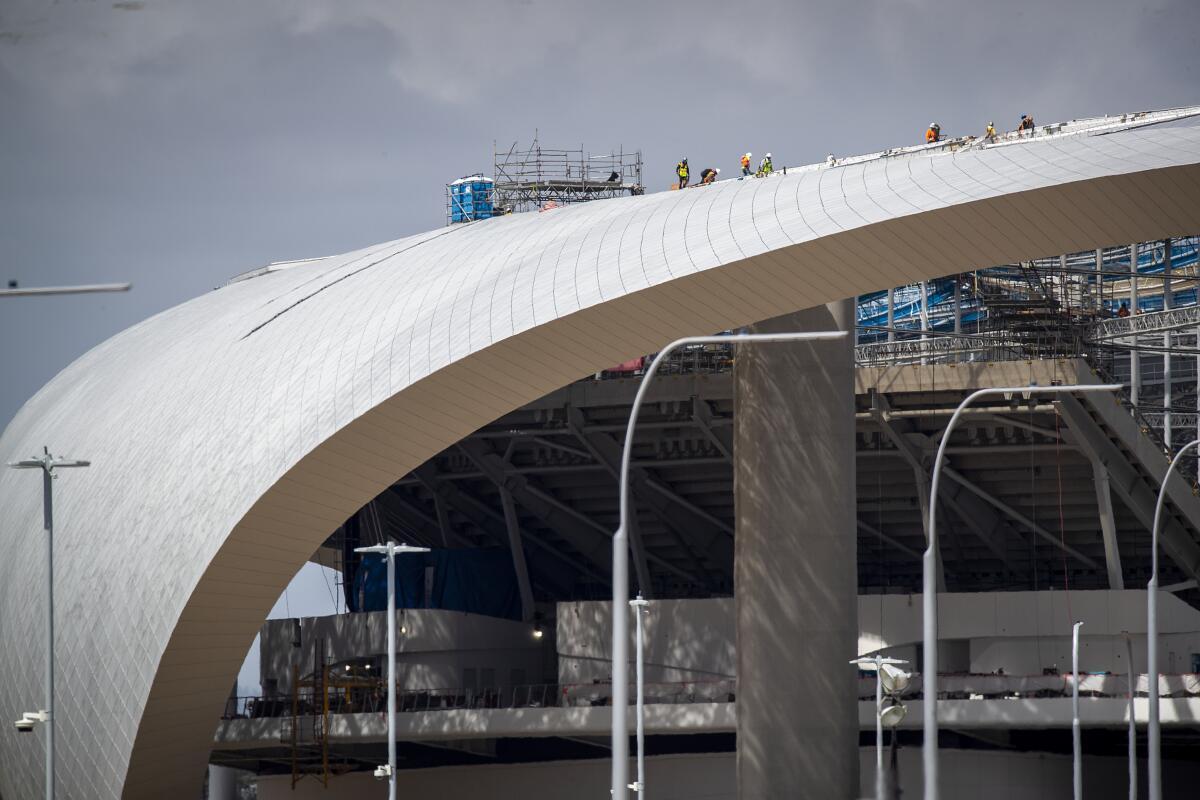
(926, 128, 937, 142)
(740, 155, 750, 169)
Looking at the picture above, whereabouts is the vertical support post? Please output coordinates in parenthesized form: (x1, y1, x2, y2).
(735, 306, 857, 800)
(612, 329, 846, 800)
(1089, 457, 1124, 589)
(353, 542, 428, 795)
(1148, 438, 1199, 800)
(1124, 633, 1137, 800)
(42, 466, 55, 800)
(1163, 239, 1173, 451)
(886, 288, 896, 343)
(630, 595, 648, 796)
(1072, 621, 1083, 800)
(875, 667, 884, 800)
(919, 281, 930, 364)
(386, 542, 396, 800)
(1131, 243, 1141, 408)
(499, 488, 535, 621)
(953, 277, 962, 335)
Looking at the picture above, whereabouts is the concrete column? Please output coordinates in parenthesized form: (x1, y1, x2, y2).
(207, 765, 238, 800)
(734, 301, 858, 800)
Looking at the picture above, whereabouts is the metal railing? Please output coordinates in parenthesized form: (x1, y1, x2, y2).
(222, 679, 737, 720)
(221, 673, 1200, 722)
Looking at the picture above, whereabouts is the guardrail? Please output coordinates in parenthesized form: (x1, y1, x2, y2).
(222, 674, 1200, 721)
(223, 679, 738, 720)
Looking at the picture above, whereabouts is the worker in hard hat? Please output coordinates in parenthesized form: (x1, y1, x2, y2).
(676, 158, 690, 189)
(741, 152, 752, 176)
(984, 121, 997, 142)
(759, 153, 773, 176)
(700, 167, 720, 184)
(1018, 114, 1035, 137)
(925, 123, 941, 143)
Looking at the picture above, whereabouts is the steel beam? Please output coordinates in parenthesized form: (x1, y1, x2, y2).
(410, 464, 603, 586)
(692, 396, 733, 460)
(1088, 456, 1126, 589)
(567, 405, 729, 584)
(498, 487, 536, 621)
(856, 519, 922, 560)
(1057, 394, 1200, 584)
(457, 439, 611, 575)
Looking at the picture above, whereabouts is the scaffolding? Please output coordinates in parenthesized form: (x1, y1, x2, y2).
(492, 136, 643, 215)
(852, 236, 1200, 457)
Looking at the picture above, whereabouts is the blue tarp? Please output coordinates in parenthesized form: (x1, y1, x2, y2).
(352, 548, 523, 620)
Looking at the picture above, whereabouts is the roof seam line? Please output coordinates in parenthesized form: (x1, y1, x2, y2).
(240, 225, 469, 340)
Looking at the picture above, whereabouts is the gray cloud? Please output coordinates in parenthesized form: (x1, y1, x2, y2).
(2, 0, 1198, 428)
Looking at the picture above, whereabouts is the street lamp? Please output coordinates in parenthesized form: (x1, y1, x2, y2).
(629, 594, 650, 796)
(611, 331, 847, 799)
(924, 383, 1121, 800)
(353, 541, 431, 800)
(8, 446, 91, 800)
(1072, 621, 1083, 800)
(1148, 438, 1199, 800)
(1121, 632, 1136, 800)
(850, 655, 909, 800)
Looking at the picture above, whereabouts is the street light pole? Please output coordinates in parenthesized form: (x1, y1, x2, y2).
(1122, 632, 1136, 800)
(9, 446, 91, 800)
(1072, 621, 1084, 800)
(850, 655, 908, 799)
(612, 331, 847, 799)
(1148, 438, 1199, 800)
(353, 541, 431, 800)
(925, 383, 1120, 800)
(629, 594, 649, 796)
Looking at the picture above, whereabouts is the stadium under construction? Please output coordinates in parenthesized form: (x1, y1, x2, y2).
(3, 107, 1200, 800)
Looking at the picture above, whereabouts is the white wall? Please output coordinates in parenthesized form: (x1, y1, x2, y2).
(255, 748, 1200, 800)
(261, 609, 548, 693)
(558, 591, 1200, 683)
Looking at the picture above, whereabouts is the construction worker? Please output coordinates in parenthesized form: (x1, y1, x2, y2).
(1018, 114, 1035, 136)
(759, 153, 773, 176)
(984, 121, 997, 142)
(676, 158, 690, 189)
(925, 123, 941, 143)
(741, 152, 752, 176)
(700, 167, 720, 184)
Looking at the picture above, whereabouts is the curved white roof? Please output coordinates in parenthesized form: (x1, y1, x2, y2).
(3, 119, 1200, 799)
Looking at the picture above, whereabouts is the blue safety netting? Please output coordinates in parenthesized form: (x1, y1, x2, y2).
(855, 238, 1200, 336)
(352, 547, 523, 620)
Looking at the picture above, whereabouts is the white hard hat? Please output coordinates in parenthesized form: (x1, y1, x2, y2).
(746, 152, 752, 157)
(715, 168, 721, 173)
(765, 152, 772, 158)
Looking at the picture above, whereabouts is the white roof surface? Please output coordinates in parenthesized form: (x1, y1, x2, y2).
(2, 114, 1200, 799)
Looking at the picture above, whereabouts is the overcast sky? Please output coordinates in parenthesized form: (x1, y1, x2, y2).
(2, 0, 1198, 689)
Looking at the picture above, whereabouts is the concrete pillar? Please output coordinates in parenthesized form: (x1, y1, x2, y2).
(207, 765, 238, 800)
(734, 301, 858, 800)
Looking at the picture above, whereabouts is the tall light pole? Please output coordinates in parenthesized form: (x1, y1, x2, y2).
(1122, 632, 1136, 800)
(1148, 438, 1198, 800)
(629, 594, 649, 796)
(354, 541, 430, 800)
(1072, 621, 1084, 800)
(8, 446, 91, 800)
(0, 282, 131, 297)
(850, 655, 908, 800)
(611, 331, 847, 799)
(925, 383, 1120, 800)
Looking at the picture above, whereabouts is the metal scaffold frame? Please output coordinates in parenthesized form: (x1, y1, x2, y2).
(854, 235, 1200, 456)
(492, 135, 643, 215)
